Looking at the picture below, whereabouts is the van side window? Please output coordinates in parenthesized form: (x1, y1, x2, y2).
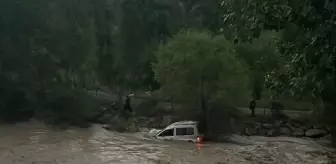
(176, 128, 194, 136)
(158, 129, 174, 136)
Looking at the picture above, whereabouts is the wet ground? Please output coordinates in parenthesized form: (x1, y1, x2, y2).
(0, 121, 334, 164)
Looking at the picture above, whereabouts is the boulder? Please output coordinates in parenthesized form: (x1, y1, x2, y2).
(292, 129, 305, 137)
(266, 129, 275, 136)
(313, 124, 327, 129)
(246, 127, 258, 135)
(259, 128, 269, 136)
(305, 129, 328, 138)
(285, 123, 295, 131)
(290, 122, 303, 128)
(262, 123, 273, 129)
(280, 127, 291, 136)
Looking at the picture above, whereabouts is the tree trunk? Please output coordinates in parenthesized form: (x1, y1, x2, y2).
(200, 77, 210, 135)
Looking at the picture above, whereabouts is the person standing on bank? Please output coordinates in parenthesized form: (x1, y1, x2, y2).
(249, 99, 256, 117)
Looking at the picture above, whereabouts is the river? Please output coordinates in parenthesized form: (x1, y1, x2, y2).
(0, 121, 333, 164)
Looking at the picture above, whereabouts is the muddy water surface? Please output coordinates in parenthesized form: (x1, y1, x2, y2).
(0, 121, 333, 164)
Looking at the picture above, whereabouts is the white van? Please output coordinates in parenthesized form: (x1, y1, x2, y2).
(150, 121, 204, 143)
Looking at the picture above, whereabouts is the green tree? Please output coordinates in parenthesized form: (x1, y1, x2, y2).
(235, 30, 283, 100)
(220, 0, 336, 146)
(153, 30, 249, 133)
(219, 1, 285, 106)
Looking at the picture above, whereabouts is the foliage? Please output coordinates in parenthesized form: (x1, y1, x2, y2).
(0, 0, 98, 125)
(220, 0, 336, 128)
(134, 99, 160, 117)
(223, 0, 336, 98)
(35, 88, 99, 127)
(235, 30, 283, 99)
(153, 30, 250, 108)
(2, 0, 335, 134)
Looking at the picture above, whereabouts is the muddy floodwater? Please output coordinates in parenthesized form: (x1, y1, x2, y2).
(0, 121, 333, 164)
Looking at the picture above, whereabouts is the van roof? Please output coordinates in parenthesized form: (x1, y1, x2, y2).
(165, 121, 197, 129)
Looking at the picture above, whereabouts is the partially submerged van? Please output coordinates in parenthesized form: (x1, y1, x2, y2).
(149, 121, 204, 143)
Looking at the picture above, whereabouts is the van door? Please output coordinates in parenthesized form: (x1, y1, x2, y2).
(175, 127, 196, 142)
(157, 128, 175, 141)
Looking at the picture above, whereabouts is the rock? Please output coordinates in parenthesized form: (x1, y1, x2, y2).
(322, 134, 332, 140)
(273, 120, 283, 127)
(285, 123, 295, 131)
(255, 122, 262, 128)
(292, 129, 305, 137)
(280, 127, 291, 136)
(303, 125, 314, 131)
(266, 129, 275, 136)
(313, 124, 326, 129)
(267, 127, 285, 137)
(257, 128, 269, 136)
(262, 123, 273, 129)
(247, 127, 258, 135)
(244, 128, 251, 136)
(290, 122, 303, 128)
(305, 129, 328, 138)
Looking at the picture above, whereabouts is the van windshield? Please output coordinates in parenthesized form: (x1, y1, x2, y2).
(158, 129, 174, 137)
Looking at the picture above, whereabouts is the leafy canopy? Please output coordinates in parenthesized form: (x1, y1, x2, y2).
(153, 30, 250, 105)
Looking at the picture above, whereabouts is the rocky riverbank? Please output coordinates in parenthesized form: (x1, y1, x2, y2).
(95, 108, 334, 150)
(101, 115, 331, 139)
(242, 120, 331, 139)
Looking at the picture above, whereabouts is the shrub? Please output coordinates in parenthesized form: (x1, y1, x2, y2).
(134, 99, 159, 117)
(35, 87, 99, 127)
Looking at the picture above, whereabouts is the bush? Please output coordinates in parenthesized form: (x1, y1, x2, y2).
(134, 99, 159, 117)
(35, 88, 99, 127)
(104, 114, 140, 132)
(0, 89, 34, 123)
